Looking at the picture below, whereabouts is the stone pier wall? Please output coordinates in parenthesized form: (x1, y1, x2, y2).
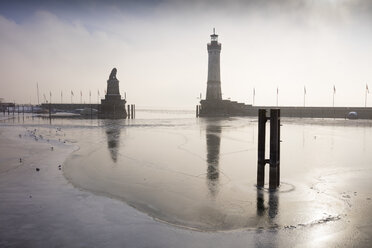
(199, 100, 372, 119)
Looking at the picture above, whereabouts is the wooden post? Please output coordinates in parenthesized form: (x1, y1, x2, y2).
(131, 104, 134, 119)
(277, 110, 281, 187)
(127, 105, 130, 119)
(49, 103, 52, 120)
(133, 104, 135, 119)
(257, 109, 267, 188)
(269, 109, 279, 190)
(257, 109, 281, 190)
(196, 105, 199, 117)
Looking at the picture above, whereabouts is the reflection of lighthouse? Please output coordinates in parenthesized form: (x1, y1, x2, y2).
(205, 120, 222, 198)
(206, 28, 222, 101)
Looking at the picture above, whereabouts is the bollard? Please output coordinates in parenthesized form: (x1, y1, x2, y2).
(257, 109, 267, 188)
(130, 104, 134, 119)
(256, 109, 281, 190)
(277, 110, 281, 187)
(269, 109, 279, 189)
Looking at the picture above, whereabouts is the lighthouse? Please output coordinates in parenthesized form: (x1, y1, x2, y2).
(206, 28, 222, 100)
(199, 30, 245, 117)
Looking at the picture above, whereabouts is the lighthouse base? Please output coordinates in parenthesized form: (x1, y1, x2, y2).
(199, 99, 252, 117)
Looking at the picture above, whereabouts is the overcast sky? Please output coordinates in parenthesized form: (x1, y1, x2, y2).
(1, 0, 372, 108)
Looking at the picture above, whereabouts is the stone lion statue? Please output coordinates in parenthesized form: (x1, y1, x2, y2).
(109, 68, 117, 80)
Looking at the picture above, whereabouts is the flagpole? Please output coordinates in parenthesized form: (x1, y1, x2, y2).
(276, 87, 278, 107)
(253, 88, 255, 106)
(366, 84, 369, 108)
(366, 87, 368, 108)
(333, 85, 336, 119)
(36, 83, 40, 105)
(333, 87, 335, 108)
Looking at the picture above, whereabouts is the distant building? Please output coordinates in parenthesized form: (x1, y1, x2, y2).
(0, 101, 15, 111)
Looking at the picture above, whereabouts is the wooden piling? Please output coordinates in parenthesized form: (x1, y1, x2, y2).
(196, 105, 199, 117)
(277, 110, 281, 187)
(49, 103, 52, 120)
(269, 109, 280, 190)
(257, 109, 267, 188)
(131, 104, 134, 119)
(133, 104, 135, 119)
(257, 108, 281, 190)
(127, 105, 130, 119)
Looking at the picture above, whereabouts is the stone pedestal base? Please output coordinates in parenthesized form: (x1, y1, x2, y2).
(99, 95, 127, 119)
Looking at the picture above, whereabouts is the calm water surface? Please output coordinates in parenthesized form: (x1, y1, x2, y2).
(2, 110, 372, 231)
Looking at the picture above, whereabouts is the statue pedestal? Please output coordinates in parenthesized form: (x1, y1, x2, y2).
(100, 96, 127, 119)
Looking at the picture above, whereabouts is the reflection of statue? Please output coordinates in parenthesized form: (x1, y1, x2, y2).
(109, 68, 117, 80)
(205, 119, 222, 198)
(104, 119, 123, 163)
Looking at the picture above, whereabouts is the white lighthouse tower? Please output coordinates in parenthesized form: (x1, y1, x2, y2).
(206, 28, 222, 101)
